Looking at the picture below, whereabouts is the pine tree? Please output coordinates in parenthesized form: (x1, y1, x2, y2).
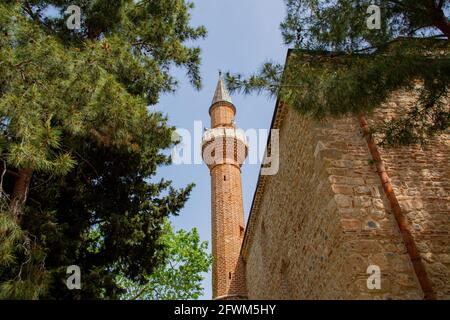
(0, 1, 206, 299)
(226, 0, 449, 145)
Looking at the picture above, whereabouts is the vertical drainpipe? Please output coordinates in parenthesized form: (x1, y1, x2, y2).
(358, 113, 436, 300)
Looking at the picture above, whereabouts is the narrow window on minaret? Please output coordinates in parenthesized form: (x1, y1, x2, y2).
(229, 272, 232, 280)
(224, 175, 226, 181)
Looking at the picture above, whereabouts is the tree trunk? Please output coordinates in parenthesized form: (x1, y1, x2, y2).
(10, 168, 33, 221)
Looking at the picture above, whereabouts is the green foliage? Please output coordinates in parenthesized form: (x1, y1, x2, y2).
(227, 1, 450, 145)
(118, 220, 212, 300)
(280, 0, 449, 50)
(0, 0, 206, 299)
(0, 195, 48, 299)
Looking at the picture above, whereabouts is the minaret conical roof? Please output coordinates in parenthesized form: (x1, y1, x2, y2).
(211, 72, 233, 105)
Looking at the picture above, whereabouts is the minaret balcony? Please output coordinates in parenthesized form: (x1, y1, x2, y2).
(201, 127, 249, 169)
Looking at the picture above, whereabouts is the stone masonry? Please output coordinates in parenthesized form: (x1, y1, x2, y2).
(241, 86, 449, 299)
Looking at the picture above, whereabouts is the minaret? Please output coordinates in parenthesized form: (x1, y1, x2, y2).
(202, 72, 248, 300)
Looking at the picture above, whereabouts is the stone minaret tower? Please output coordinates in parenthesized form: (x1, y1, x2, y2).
(202, 73, 248, 300)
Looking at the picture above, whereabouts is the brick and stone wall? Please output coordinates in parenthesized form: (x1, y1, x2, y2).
(370, 89, 450, 299)
(242, 89, 449, 299)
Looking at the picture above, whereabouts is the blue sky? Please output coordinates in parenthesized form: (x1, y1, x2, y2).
(154, 0, 287, 299)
